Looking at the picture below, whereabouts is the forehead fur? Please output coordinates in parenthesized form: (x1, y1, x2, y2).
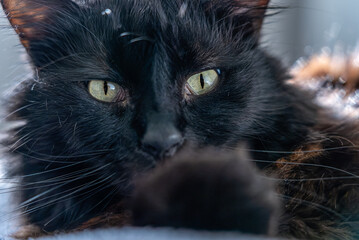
(1, 0, 271, 91)
(2, 0, 268, 52)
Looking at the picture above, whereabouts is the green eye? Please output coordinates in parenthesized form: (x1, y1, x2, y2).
(186, 69, 219, 95)
(88, 80, 121, 102)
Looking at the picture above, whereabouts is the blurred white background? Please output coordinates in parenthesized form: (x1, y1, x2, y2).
(262, 0, 359, 65)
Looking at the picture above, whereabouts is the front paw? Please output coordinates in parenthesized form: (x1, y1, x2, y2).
(131, 147, 279, 236)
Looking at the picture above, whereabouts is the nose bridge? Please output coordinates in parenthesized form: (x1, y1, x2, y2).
(142, 46, 177, 125)
(140, 67, 180, 145)
(146, 111, 176, 132)
(135, 46, 183, 158)
(151, 46, 173, 110)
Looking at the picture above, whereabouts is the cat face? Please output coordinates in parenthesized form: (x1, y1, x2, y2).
(2, 0, 300, 230)
(4, 0, 281, 166)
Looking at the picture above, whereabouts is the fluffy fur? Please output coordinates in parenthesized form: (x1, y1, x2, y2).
(1, 0, 359, 239)
(131, 148, 279, 235)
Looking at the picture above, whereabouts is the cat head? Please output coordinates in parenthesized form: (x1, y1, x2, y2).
(2, 0, 298, 230)
(2, 0, 290, 182)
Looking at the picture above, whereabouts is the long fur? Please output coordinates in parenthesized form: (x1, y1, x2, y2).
(1, 1, 359, 240)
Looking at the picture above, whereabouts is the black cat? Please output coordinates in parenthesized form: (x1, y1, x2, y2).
(2, 0, 359, 239)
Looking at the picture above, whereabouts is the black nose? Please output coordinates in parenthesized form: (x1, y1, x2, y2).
(141, 124, 183, 159)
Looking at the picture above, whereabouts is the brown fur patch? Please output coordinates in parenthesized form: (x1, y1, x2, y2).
(265, 123, 359, 239)
(267, 60, 359, 238)
(75, 211, 132, 231)
(75, 201, 132, 231)
(290, 52, 359, 94)
(12, 224, 45, 239)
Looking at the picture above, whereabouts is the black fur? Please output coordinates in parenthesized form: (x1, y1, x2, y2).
(132, 148, 279, 235)
(2, 0, 320, 235)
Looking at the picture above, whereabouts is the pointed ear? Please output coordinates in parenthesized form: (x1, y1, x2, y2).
(204, 0, 270, 40)
(235, 0, 270, 33)
(1, 0, 73, 49)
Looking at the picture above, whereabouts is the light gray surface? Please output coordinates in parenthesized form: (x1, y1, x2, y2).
(0, 180, 18, 239)
(37, 228, 282, 240)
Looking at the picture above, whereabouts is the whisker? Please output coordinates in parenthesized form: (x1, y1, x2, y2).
(0, 165, 108, 194)
(38, 52, 89, 70)
(0, 155, 102, 181)
(19, 173, 115, 218)
(0, 176, 114, 225)
(244, 146, 359, 155)
(9, 130, 41, 152)
(19, 148, 113, 160)
(262, 175, 359, 182)
(1, 103, 37, 121)
(253, 159, 359, 178)
(17, 163, 112, 210)
(275, 193, 345, 220)
(10, 151, 99, 164)
(46, 183, 120, 227)
(19, 180, 98, 214)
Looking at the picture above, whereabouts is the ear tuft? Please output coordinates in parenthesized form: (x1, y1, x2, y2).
(233, 0, 270, 32)
(204, 0, 270, 39)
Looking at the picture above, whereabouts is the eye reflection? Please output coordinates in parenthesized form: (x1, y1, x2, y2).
(88, 80, 122, 102)
(186, 69, 219, 95)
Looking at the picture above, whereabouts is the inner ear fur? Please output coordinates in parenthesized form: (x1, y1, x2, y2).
(1, 0, 70, 49)
(236, 0, 270, 33)
(204, 0, 270, 39)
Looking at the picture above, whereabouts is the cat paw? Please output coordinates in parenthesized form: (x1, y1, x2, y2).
(131, 147, 279, 236)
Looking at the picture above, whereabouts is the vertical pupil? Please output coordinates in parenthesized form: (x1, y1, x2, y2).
(104, 81, 108, 95)
(200, 74, 204, 89)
